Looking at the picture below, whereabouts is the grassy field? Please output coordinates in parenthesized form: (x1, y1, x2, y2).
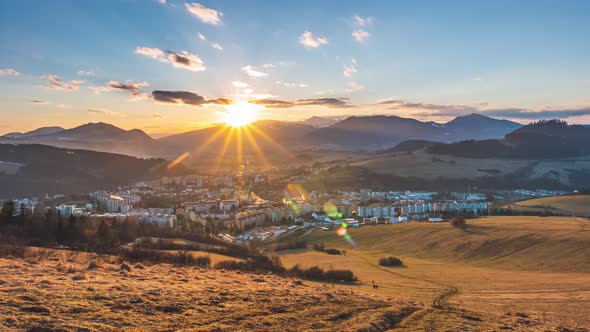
(0, 252, 416, 331)
(506, 195, 590, 216)
(279, 216, 590, 330)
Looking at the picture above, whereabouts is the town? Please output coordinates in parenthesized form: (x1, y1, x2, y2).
(2, 170, 574, 244)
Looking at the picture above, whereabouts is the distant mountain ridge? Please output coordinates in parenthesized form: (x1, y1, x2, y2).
(0, 114, 523, 158)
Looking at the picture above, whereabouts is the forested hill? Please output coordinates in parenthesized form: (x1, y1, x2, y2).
(0, 144, 189, 197)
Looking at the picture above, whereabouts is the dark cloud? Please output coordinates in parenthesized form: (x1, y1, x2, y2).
(90, 80, 149, 100)
(31, 100, 48, 104)
(151, 90, 232, 106)
(249, 97, 351, 108)
(87, 109, 105, 114)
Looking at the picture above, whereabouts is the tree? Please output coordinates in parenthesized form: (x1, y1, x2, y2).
(1, 200, 16, 218)
(97, 220, 113, 247)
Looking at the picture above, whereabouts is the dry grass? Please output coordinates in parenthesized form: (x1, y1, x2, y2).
(279, 217, 590, 330)
(0, 253, 416, 331)
(507, 195, 590, 216)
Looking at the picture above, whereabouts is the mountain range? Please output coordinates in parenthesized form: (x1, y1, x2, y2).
(0, 114, 523, 160)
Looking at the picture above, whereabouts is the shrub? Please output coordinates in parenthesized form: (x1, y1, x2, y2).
(324, 248, 341, 255)
(379, 256, 403, 267)
(451, 217, 467, 229)
(274, 239, 307, 251)
(119, 247, 210, 267)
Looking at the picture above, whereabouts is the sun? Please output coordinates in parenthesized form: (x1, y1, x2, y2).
(223, 101, 260, 127)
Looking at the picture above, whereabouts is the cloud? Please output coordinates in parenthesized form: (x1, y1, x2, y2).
(31, 100, 49, 104)
(353, 15, 374, 27)
(249, 97, 350, 108)
(185, 3, 223, 25)
(344, 64, 357, 77)
(135, 47, 206, 71)
(211, 42, 223, 51)
(0, 68, 20, 76)
(275, 80, 308, 88)
(87, 109, 124, 117)
(198, 32, 207, 41)
(153, 114, 163, 118)
(152, 90, 232, 106)
(345, 81, 365, 92)
(232, 81, 249, 88)
(43, 75, 84, 91)
(352, 29, 370, 43)
(377, 99, 590, 121)
(89, 80, 150, 100)
(77, 70, 95, 77)
(262, 64, 275, 68)
(242, 65, 268, 77)
(298, 31, 328, 49)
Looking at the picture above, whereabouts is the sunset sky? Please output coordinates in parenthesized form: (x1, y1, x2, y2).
(1, 0, 589, 136)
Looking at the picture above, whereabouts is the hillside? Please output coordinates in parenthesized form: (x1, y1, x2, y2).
(0, 255, 414, 331)
(278, 217, 590, 330)
(506, 195, 590, 216)
(0, 144, 188, 196)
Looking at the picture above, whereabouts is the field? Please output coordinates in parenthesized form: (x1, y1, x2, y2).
(505, 195, 590, 216)
(0, 251, 415, 331)
(279, 216, 590, 330)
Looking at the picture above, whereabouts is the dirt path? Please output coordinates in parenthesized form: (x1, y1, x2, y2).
(350, 251, 463, 329)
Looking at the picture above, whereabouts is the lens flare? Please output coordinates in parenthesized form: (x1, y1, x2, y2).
(336, 221, 357, 248)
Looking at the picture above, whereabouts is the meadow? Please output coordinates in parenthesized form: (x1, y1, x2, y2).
(505, 195, 590, 216)
(279, 216, 590, 330)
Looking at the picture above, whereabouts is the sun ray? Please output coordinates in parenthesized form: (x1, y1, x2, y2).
(248, 123, 295, 159)
(242, 126, 270, 169)
(212, 126, 236, 172)
(190, 125, 230, 157)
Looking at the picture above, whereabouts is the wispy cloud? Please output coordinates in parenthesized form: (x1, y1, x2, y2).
(275, 80, 308, 88)
(185, 3, 223, 25)
(352, 30, 370, 43)
(87, 108, 124, 117)
(211, 42, 223, 51)
(152, 90, 232, 106)
(0, 68, 20, 76)
(31, 100, 49, 104)
(135, 47, 206, 71)
(343, 58, 358, 77)
(77, 69, 95, 77)
(345, 81, 364, 92)
(298, 31, 328, 49)
(43, 75, 84, 91)
(232, 81, 249, 88)
(242, 65, 268, 77)
(249, 97, 350, 108)
(352, 15, 373, 43)
(197, 32, 207, 41)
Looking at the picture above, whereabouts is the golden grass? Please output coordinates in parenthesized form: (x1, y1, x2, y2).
(0, 253, 415, 331)
(279, 217, 590, 330)
(507, 195, 590, 216)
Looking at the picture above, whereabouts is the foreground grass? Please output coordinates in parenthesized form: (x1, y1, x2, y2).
(0, 254, 416, 331)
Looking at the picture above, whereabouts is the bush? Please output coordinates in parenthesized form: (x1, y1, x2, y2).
(119, 247, 210, 267)
(324, 248, 341, 255)
(379, 256, 403, 267)
(451, 217, 467, 229)
(274, 239, 307, 252)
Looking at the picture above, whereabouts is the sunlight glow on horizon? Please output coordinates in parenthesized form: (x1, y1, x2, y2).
(223, 101, 261, 127)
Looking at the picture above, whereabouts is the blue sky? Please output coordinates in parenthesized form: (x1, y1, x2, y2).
(1, 0, 589, 135)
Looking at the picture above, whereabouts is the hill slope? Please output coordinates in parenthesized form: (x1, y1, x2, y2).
(0, 256, 412, 331)
(0, 144, 187, 196)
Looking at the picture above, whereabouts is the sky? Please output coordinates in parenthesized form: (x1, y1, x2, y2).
(1, 0, 589, 136)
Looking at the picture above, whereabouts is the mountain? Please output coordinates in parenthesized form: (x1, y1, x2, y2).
(301, 116, 342, 128)
(423, 120, 590, 159)
(444, 113, 521, 140)
(0, 123, 158, 157)
(0, 143, 189, 197)
(1, 126, 64, 139)
(301, 114, 520, 150)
